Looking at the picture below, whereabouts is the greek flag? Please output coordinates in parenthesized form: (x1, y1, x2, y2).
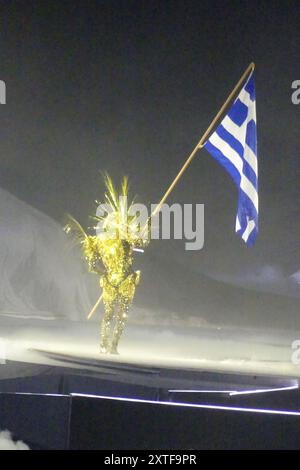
(204, 71, 258, 245)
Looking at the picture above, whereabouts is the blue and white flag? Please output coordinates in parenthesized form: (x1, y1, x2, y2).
(204, 71, 258, 245)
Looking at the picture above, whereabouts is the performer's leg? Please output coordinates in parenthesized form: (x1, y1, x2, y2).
(100, 301, 114, 353)
(110, 303, 129, 354)
(109, 273, 138, 354)
(100, 277, 117, 353)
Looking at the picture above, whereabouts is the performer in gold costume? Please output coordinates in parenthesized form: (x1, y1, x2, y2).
(65, 175, 148, 354)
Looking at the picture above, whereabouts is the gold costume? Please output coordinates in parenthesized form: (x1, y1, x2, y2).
(65, 175, 148, 354)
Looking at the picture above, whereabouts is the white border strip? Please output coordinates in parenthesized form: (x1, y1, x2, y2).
(71, 393, 300, 417)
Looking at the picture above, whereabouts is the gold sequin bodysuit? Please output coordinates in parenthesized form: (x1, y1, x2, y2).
(83, 236, 142, 354)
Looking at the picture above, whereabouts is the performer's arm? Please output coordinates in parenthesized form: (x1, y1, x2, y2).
(83, 236, 104, 274)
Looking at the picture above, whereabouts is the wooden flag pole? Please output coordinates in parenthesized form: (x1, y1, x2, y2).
(151, 62, 255, 217)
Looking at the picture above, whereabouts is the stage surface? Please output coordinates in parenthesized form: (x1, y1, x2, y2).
(1, 315, 300, 450)
(0, 314, 299, 391)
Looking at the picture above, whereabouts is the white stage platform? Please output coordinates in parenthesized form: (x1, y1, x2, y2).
(0, 315, 299, 390)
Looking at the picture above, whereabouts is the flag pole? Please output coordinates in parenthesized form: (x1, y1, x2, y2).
(151, 62, 255, 217)
(87, 293, 103, 320)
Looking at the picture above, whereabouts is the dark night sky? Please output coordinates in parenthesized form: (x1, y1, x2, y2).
(0, 0, 300, 328)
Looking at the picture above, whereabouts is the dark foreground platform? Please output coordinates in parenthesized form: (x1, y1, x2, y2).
(0, 362, 300, 449)
(1, 391, 300, 449)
